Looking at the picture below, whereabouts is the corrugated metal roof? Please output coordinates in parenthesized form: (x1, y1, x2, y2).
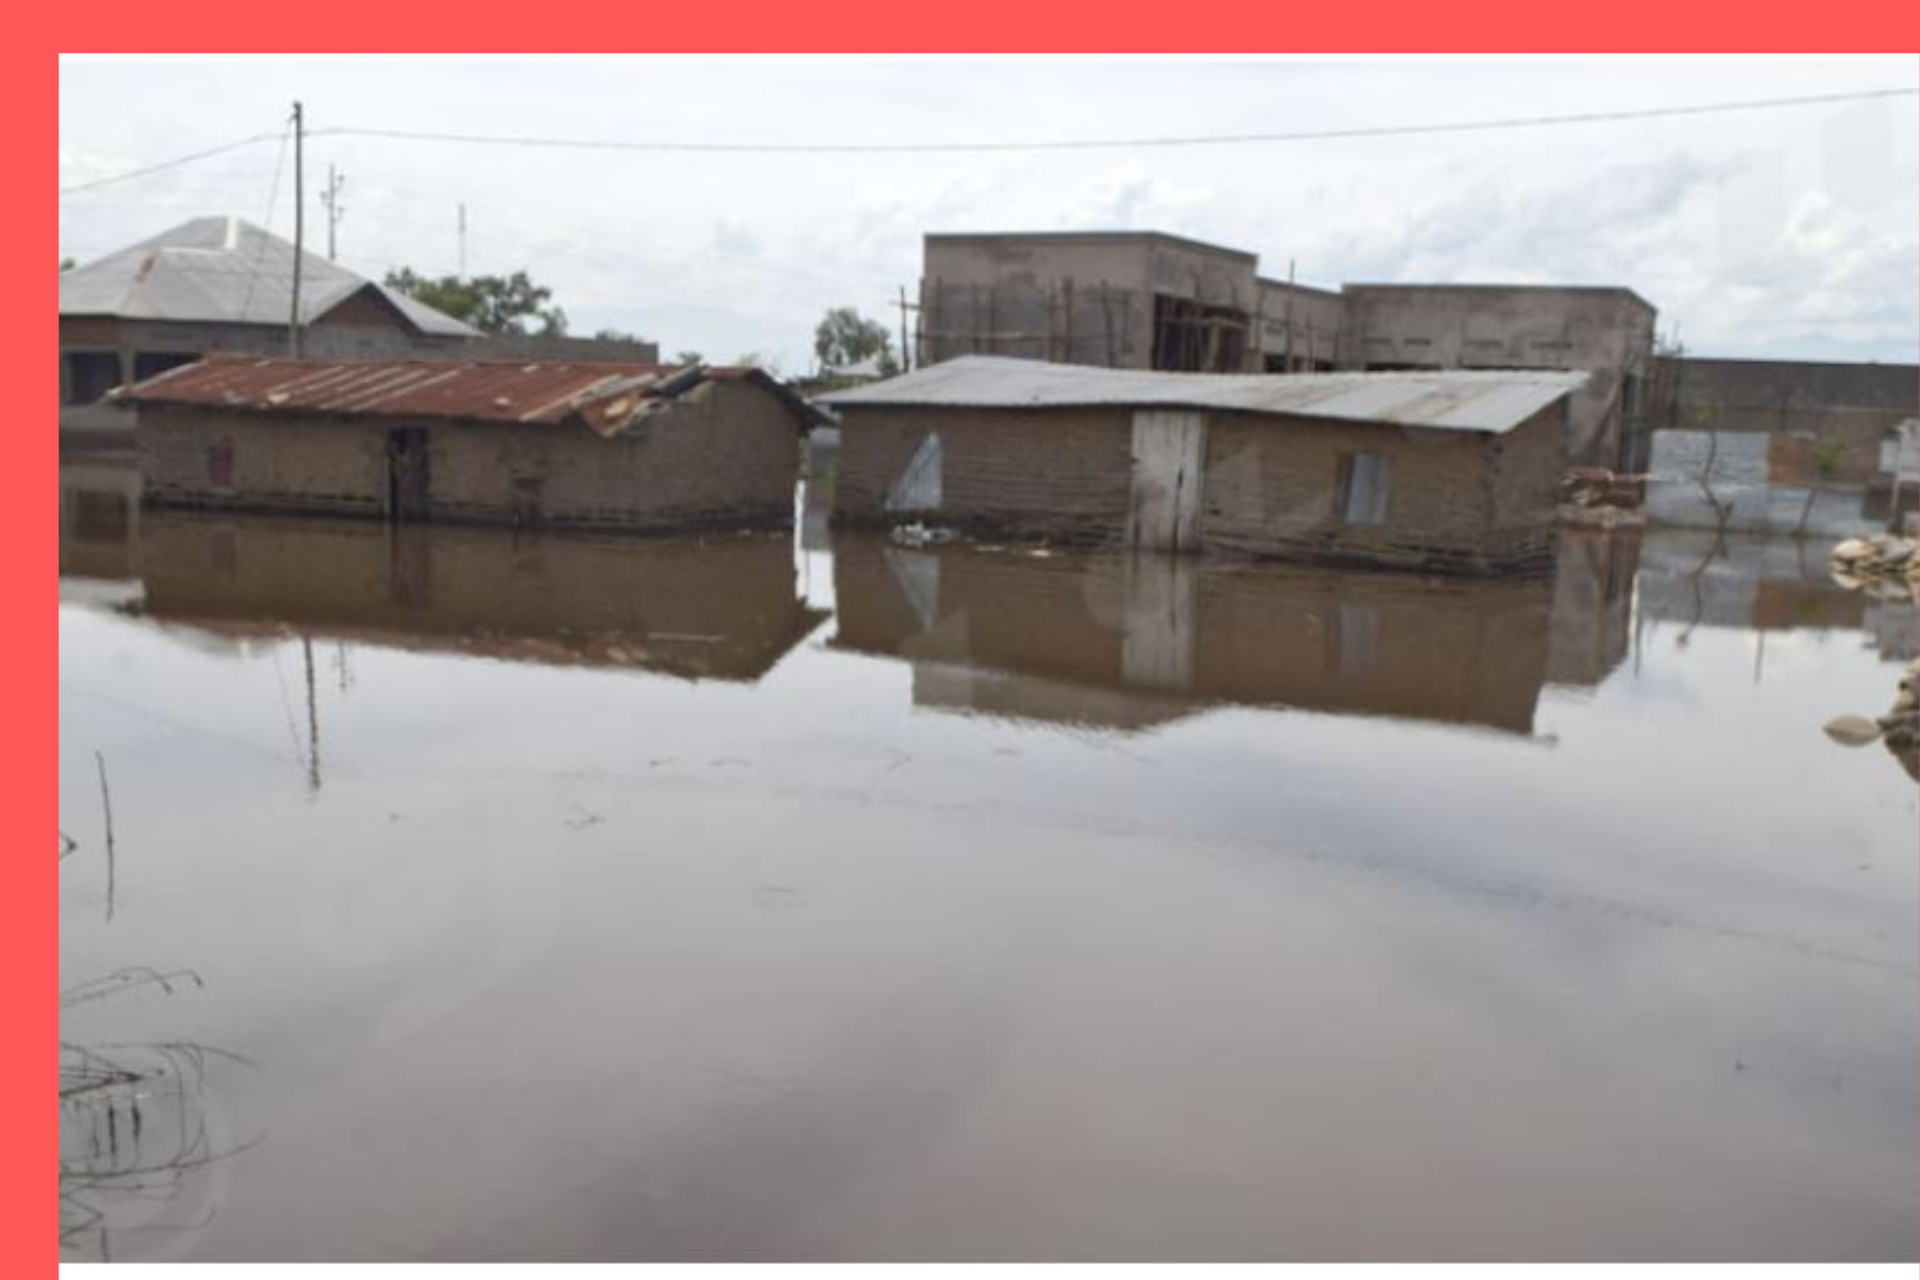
(822, 356, 1589, 435)
(59, 216, 478, 337)
(117, 354, 828, 435)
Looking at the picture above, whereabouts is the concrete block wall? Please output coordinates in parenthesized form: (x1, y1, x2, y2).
(1339, 286, 1655, 468)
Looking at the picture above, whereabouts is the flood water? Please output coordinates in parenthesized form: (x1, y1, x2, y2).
(59, 462, 1919, 1262)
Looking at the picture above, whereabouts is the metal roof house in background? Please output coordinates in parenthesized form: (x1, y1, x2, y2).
(59, 217, 478, 415)
(119, 354, 824, 535)
(825, 356, 1583, 574)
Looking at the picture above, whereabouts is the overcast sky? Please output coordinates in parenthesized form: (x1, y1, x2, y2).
(58, 56, 1920, 371)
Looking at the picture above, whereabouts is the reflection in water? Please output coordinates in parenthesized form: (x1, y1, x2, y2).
(59, 979, 251, 1263)
(58, 463, 1919, 1262)
(1637, 530, 1920, 664)
(833, 537, 1629, 736)
(96, 509, 827, 685)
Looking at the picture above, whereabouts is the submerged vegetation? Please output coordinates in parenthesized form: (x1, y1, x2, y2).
(59, 822, 254, 1261)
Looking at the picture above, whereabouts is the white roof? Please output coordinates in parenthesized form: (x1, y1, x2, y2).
(823, 356, 1589, 435)
(59, 216, 478, 338)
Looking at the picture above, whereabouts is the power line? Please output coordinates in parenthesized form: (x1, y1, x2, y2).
(313, 86, 1919, 155)
(58, 85, 1918, 201)
(58, 129, 283, 195)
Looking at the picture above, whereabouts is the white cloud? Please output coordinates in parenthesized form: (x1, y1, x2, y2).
(57, 58, 1920, 368)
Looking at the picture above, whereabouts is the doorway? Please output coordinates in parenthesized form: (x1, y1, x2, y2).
(1127, 410, 1207, 553)
(386, 428, 431, 522)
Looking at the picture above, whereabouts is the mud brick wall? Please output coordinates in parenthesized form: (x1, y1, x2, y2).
(836, 401, 1564, 572)
(833, 405, 1135, 544)
(140, 411, 390, 517)
(426, 381, 799, 532)
(1202, 403, 1562, 572)
(137, 380, 802, 534)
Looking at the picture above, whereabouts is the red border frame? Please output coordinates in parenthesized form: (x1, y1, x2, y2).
(41, 34, 1920, 1274)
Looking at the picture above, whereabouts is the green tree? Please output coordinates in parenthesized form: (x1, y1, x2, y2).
(383, 268, 569, 336)
(60, 257, 75, 272)
(813, 307, 897, 376)
(672, 350, 706, 367)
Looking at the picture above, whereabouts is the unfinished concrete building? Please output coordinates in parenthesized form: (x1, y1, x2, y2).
(918, 232, 1261, 373)
(912, 231, 1658, 470)
(1340, 284, 1657, 471)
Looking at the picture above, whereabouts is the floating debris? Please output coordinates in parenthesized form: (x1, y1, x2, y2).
(1829, 535, 1919, 599)
(889, 522, 957, 548)
(1824, 659, 1920, 781)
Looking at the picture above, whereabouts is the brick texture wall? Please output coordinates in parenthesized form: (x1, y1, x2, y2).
(138, 379, 802, 534)
(834, 406, 1134, 543)
(835, 400, 1564, 572)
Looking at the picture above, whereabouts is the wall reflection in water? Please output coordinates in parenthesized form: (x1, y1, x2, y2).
(833, 532, 1641, 738)
(62, 471, 826, 685)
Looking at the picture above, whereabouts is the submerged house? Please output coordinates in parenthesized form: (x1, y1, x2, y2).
(825, 356, 1583, 574)
(119, 355, 824, 534)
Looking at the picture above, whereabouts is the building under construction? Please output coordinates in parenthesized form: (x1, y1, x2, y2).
(913, 230, 1657, 470)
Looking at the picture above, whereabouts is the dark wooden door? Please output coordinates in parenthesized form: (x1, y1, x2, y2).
(386, 428, 431, 522)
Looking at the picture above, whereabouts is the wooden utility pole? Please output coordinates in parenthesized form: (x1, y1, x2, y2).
(1284, 258, 1296, 373)
(895, 285, 913, 372)
(288, 101, 305, 357)
(321, 164, 346, 261)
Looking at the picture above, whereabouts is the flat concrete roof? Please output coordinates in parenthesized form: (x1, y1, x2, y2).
(1256, 276, 1343, 300)
(1341, 281, 1658, 314)
(924, 230, 1259, 263)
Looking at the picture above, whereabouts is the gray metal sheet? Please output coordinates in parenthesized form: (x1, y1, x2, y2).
(824, 356, 1589, 435)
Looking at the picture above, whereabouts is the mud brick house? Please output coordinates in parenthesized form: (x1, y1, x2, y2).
(119, 355, 823, 534)
(825, 356, 1582, 574)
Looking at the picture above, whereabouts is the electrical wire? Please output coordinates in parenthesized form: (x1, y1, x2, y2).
(59, 85, 1919, 199)
(58, 130, 283, 195)
(312, 86, 1919, 155)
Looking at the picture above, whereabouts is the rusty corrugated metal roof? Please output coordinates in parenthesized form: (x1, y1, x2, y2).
(117, 354, 828, 435)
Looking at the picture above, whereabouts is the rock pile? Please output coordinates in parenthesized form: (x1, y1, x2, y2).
(1824, 659, 1920, 782)
(1828, 535, 1919, 599)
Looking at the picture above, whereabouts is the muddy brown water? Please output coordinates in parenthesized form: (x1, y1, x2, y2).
(59, 467, 1919, 1261)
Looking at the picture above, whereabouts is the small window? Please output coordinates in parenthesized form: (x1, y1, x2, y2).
(1337, 451, 1392, 525)
(64, 352, 121, 405)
